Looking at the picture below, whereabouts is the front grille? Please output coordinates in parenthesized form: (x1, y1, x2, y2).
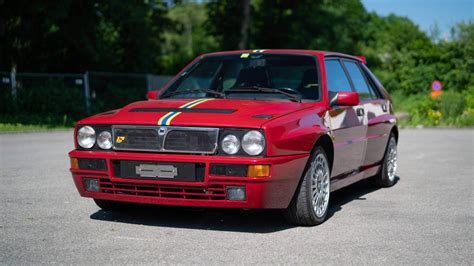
(113, 127, 161, 151)
(164, 129, 217, 152)
(98, 178, 226, 200)
(112, 126, 219, 154)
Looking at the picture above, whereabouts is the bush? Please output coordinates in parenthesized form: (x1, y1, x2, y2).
(392, 90, 474, 127)
(438, 91, 465, 124)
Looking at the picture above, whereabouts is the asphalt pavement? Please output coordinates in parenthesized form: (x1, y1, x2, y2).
(0, 129, 473, 264)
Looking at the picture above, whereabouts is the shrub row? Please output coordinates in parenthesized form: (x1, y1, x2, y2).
(392, 87, 474, 127)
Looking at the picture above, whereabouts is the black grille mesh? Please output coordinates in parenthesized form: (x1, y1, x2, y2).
(164, 130, 217, 152)
(113, 126, 218, 153)
(114, 128, 161, 150)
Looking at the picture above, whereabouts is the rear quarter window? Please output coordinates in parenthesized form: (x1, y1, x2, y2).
(343, 60, 373, 100)
(360, 64, 386, 99)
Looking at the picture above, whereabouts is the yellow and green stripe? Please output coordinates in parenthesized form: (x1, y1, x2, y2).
(157, 98, 214, 126)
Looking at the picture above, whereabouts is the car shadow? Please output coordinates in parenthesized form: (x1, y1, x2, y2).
(90, 176, 400, 233)
(326, 176, 400, 220)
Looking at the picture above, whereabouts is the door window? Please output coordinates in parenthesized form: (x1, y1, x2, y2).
(324, 59, 352, 93)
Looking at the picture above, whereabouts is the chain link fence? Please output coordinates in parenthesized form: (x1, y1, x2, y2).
(0, 71, 172, 126)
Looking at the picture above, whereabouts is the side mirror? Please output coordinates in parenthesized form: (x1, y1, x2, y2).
(147, 88, 165, 100)
(147, 90, 158, 100)
(330, 91, 359, 106)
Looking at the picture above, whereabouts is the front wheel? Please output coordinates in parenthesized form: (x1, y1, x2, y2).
(284, 147, 331, 226)
(370, 132, 398, 187)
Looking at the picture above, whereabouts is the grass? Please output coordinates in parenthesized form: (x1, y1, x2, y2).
(0, 123, 72, 133)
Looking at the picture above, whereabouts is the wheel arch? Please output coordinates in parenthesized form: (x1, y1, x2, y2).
(313, 134, 334, 173)
(391, 125, 399, 143)
(283, 133, 334, 224)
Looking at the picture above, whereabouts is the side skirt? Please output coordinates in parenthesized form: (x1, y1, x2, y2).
(330, 163, 381, 192)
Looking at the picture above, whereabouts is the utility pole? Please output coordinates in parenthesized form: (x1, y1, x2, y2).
(10, 65, 17, 99)
(84, 71, 91, 115)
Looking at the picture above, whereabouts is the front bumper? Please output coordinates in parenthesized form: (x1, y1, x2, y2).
(68, 150, 309, 209)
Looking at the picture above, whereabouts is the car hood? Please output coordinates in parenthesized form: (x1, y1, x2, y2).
(79, 98, 318, 128)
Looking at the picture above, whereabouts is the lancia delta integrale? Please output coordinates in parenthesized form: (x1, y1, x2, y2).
(69, 50, 398, 225)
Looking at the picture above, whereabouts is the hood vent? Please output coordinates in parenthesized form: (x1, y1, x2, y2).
(252, 114, 273, 119)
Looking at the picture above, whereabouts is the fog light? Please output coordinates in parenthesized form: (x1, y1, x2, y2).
(78, 158, 107, 171)
(247, 165, 270, 177)
(70, 157, 79, 169)
(84, 178, 100, 192)
(210, 164, 247, 177)
(227, 186, 246, 201)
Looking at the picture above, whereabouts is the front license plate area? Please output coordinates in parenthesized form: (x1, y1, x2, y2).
(136, 164, 178, 179)
(116, 160, 197, 181)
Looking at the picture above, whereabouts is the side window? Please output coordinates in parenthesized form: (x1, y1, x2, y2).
(343, 61, 373, 100)
(360, 64, 384, 99)
(324, 59, 352, 93)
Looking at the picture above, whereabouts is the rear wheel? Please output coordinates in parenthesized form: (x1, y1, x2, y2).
(370, 133, 398, 187)
(284, 147, 330, 226)
(93, 199, 130, 211)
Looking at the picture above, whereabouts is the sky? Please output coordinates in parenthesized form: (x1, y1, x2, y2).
(362, 0, 473, 38)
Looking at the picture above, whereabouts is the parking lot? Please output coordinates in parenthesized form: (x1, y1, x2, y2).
(1, 129, 472, 264)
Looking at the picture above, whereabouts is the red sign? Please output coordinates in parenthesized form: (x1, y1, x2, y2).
(431, 80, 442, 91)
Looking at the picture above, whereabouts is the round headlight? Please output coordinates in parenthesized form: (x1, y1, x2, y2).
(242, 130, 265, 155)
(221, 134, 240, 155)
(77, 126, 96, 149)
(97, 131, 112, 149)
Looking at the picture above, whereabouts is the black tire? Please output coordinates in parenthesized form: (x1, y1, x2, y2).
(370, 132, 398, 187)
(93, 199, 130, 211)
(284, 146, 331, 226)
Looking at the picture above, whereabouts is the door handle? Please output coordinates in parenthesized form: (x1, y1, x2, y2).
(356, 107, 365, 117)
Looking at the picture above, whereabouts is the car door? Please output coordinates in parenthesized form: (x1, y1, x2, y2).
(324, 58, 367, 178)
(359, 63, 393, 167)
(342, 59, 391, 168)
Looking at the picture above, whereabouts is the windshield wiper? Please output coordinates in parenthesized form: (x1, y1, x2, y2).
(225, 86, 302, 102)
(161, 89, 224, 98)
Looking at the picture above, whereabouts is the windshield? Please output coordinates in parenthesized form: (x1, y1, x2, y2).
(160, 53, 320, 101)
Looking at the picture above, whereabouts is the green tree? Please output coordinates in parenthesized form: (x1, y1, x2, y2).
(160, 1, 218, 74)
(206, 0, 252, 51)
(0, 0, 169, 73)
(439, 22, 474, 92)
(357, 13, 439, 94)
(0, 0, 99, 72)
(206, 0, 366, 53)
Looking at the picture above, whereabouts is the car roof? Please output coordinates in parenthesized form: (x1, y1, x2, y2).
(202, 49, 364, 63)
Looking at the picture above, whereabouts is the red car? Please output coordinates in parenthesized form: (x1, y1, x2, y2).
(69, 50, 398, 226)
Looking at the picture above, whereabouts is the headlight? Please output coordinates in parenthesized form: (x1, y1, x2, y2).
(221, 134, 240, 155)
(242, 130, 265, 155)
(77, 126, 96, 149)
(97, 131, 112, 149)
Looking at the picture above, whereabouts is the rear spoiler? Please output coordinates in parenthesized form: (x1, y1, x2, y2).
(356, 56, 367, 64)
